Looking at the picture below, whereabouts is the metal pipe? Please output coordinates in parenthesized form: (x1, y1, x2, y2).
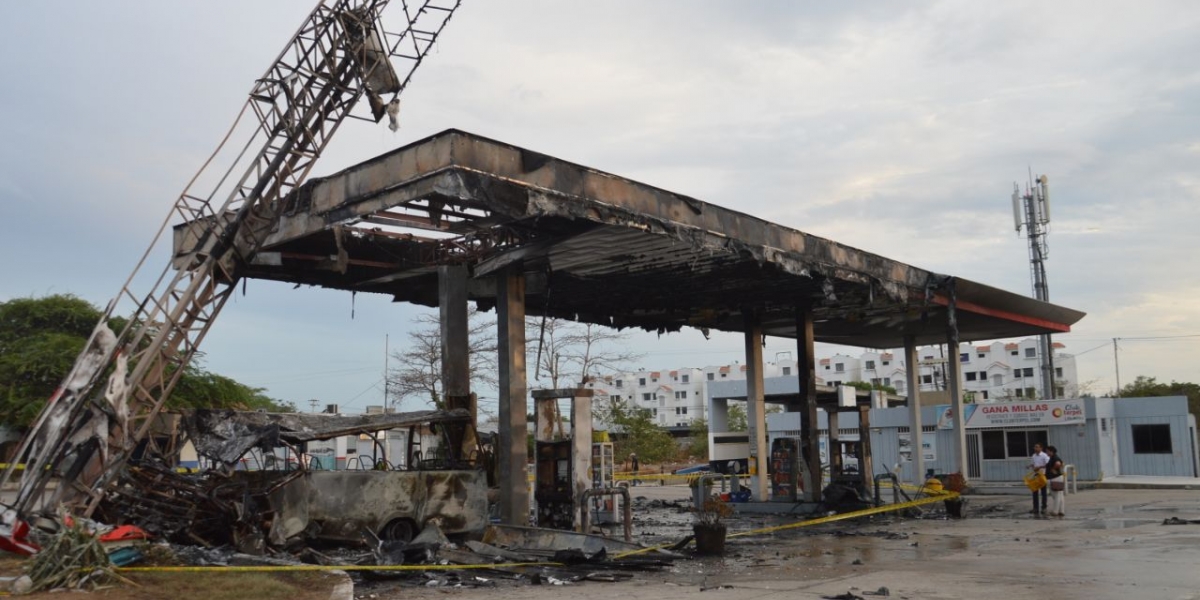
(693, 473, 730, 509)
(579, 487, 632, 542)
(873, 472, 901, 507)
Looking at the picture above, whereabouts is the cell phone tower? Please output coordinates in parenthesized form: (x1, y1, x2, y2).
(1012, 173, 1055, 399)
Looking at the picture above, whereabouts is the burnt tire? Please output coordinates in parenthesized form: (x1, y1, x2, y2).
(379, 518, 416, 543)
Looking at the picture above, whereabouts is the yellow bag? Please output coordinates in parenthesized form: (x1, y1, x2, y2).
(1024, 471, 1047, 491)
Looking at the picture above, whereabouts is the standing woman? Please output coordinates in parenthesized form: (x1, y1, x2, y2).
(1045, 446, 1066, 517)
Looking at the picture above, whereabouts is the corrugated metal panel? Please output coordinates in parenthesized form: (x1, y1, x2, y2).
(1114, 396, 1188, 418)
(1116, 414, 1192, 476)
(1049, 422, 1101, 480)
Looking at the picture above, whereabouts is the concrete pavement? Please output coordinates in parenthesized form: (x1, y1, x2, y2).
(376, 487, 1200, 600)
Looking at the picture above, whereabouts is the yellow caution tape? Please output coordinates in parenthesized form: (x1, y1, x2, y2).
(614, 473, 703, 484)
(118, 562, 556, 573)
(0, 463, 198, 474)
(613, 490, 959, 559)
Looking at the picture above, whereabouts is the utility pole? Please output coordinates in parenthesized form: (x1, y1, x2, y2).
(1112, 338, 1122, 397)
(384, 334, 390, 412)
(1012, 173, 1055, 399)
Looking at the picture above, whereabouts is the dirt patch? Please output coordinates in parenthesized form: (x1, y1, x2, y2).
(0, 555, 340, 600)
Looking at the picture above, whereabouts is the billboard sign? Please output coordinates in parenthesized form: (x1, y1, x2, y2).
(936, 400, 1085, 429)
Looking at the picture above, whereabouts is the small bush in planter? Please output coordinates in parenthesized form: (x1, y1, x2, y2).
(693, 497, 733, 555)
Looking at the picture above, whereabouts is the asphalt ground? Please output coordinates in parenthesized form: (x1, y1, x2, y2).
(367, 485, 1200, 600)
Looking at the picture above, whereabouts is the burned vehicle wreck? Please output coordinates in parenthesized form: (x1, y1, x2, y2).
(97, 408, 488, 553)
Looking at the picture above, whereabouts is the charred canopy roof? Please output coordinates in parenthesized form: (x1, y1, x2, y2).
(174, 129, 1084, 348)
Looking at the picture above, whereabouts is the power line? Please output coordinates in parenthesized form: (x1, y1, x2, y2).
(255, 366, 380, 385)
(1119, 334, 1200, 341)
(1070, 342, 1113, 357)
(340, 378, 385, 410)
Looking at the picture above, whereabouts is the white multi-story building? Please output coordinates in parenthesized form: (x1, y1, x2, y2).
(584, 338, 1079, 426)
(814, 339, 1078, 401)
(586, 368, 708, 427)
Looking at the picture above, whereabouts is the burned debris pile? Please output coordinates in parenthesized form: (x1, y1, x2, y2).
(78, 407, 676, 589)
(95, 408, 487, 554)
(21, 511, 137, 593)
(96, 459, 273, 550)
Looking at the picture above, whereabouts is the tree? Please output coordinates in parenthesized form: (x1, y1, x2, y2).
(1119, 375, 1200, 418)
(718, 402, 779, 433)
(169, 364, 292, 413)
(727, 403, 748, 432)
(845, 380, 898, 395)
(386, 307, 497, 411)
(0, 294, 292, 428)
(593, 395, 677, 463)
(687, 416, 709, 459)
(526, 317, 642, 388)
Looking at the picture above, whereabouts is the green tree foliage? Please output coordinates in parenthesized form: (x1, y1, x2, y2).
(687, 416, 709, 459)
(168, 366, 292, 413)
(727, 403, 748, 432)
(720, 402, 780, 432)
(0, 294, 291, 428)
(845, 380, 898, 395)
(594, 396, 678, 463)
(1120, 375, 1200, 418)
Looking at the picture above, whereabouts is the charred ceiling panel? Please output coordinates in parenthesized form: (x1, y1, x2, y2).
(185, 408, 471, 464)
(173, 129, 1085, 348)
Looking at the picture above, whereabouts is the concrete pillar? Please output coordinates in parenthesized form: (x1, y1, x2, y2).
(439, 265, 474, 458)
(795, 305, 821, 501)
(904, 335, 925, 485)
(570, 390, 593, 528)
(828, 411, 841, 476)
(497, 268, 528, 525)
(742, 311, 769, 500)
(858, 405, 874, 493)
(439, 265, 470, 403)
(945, 334, 968, 480)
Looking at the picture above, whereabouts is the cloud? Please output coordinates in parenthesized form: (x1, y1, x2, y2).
(2, 1, 1198, 405)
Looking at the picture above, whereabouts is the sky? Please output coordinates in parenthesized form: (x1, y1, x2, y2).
(1, 1, 1198, 414)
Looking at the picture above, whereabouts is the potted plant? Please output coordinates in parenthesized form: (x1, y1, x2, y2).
(693, 497, 733, 556)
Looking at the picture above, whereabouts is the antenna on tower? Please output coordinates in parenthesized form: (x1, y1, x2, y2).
(1011, 172, 1055, 399)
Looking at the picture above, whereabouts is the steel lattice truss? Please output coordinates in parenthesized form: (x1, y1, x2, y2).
(0, 0, 461, 521)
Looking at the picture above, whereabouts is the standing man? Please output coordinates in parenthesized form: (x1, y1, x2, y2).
(1029, 443, 1050, 516)
(629, 452, 640, 486)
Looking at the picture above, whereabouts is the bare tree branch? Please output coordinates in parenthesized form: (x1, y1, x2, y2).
(526, 318, 644, 389)
(386, 307, 496, 410)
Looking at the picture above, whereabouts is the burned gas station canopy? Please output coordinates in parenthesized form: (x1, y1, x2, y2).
(175, 129, 1084, 346)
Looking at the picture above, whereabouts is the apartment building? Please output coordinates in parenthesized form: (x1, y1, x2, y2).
(584, 338, 1078, 426)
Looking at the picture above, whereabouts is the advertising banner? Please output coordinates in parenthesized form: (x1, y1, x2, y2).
(935, 400, 1085, 429)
